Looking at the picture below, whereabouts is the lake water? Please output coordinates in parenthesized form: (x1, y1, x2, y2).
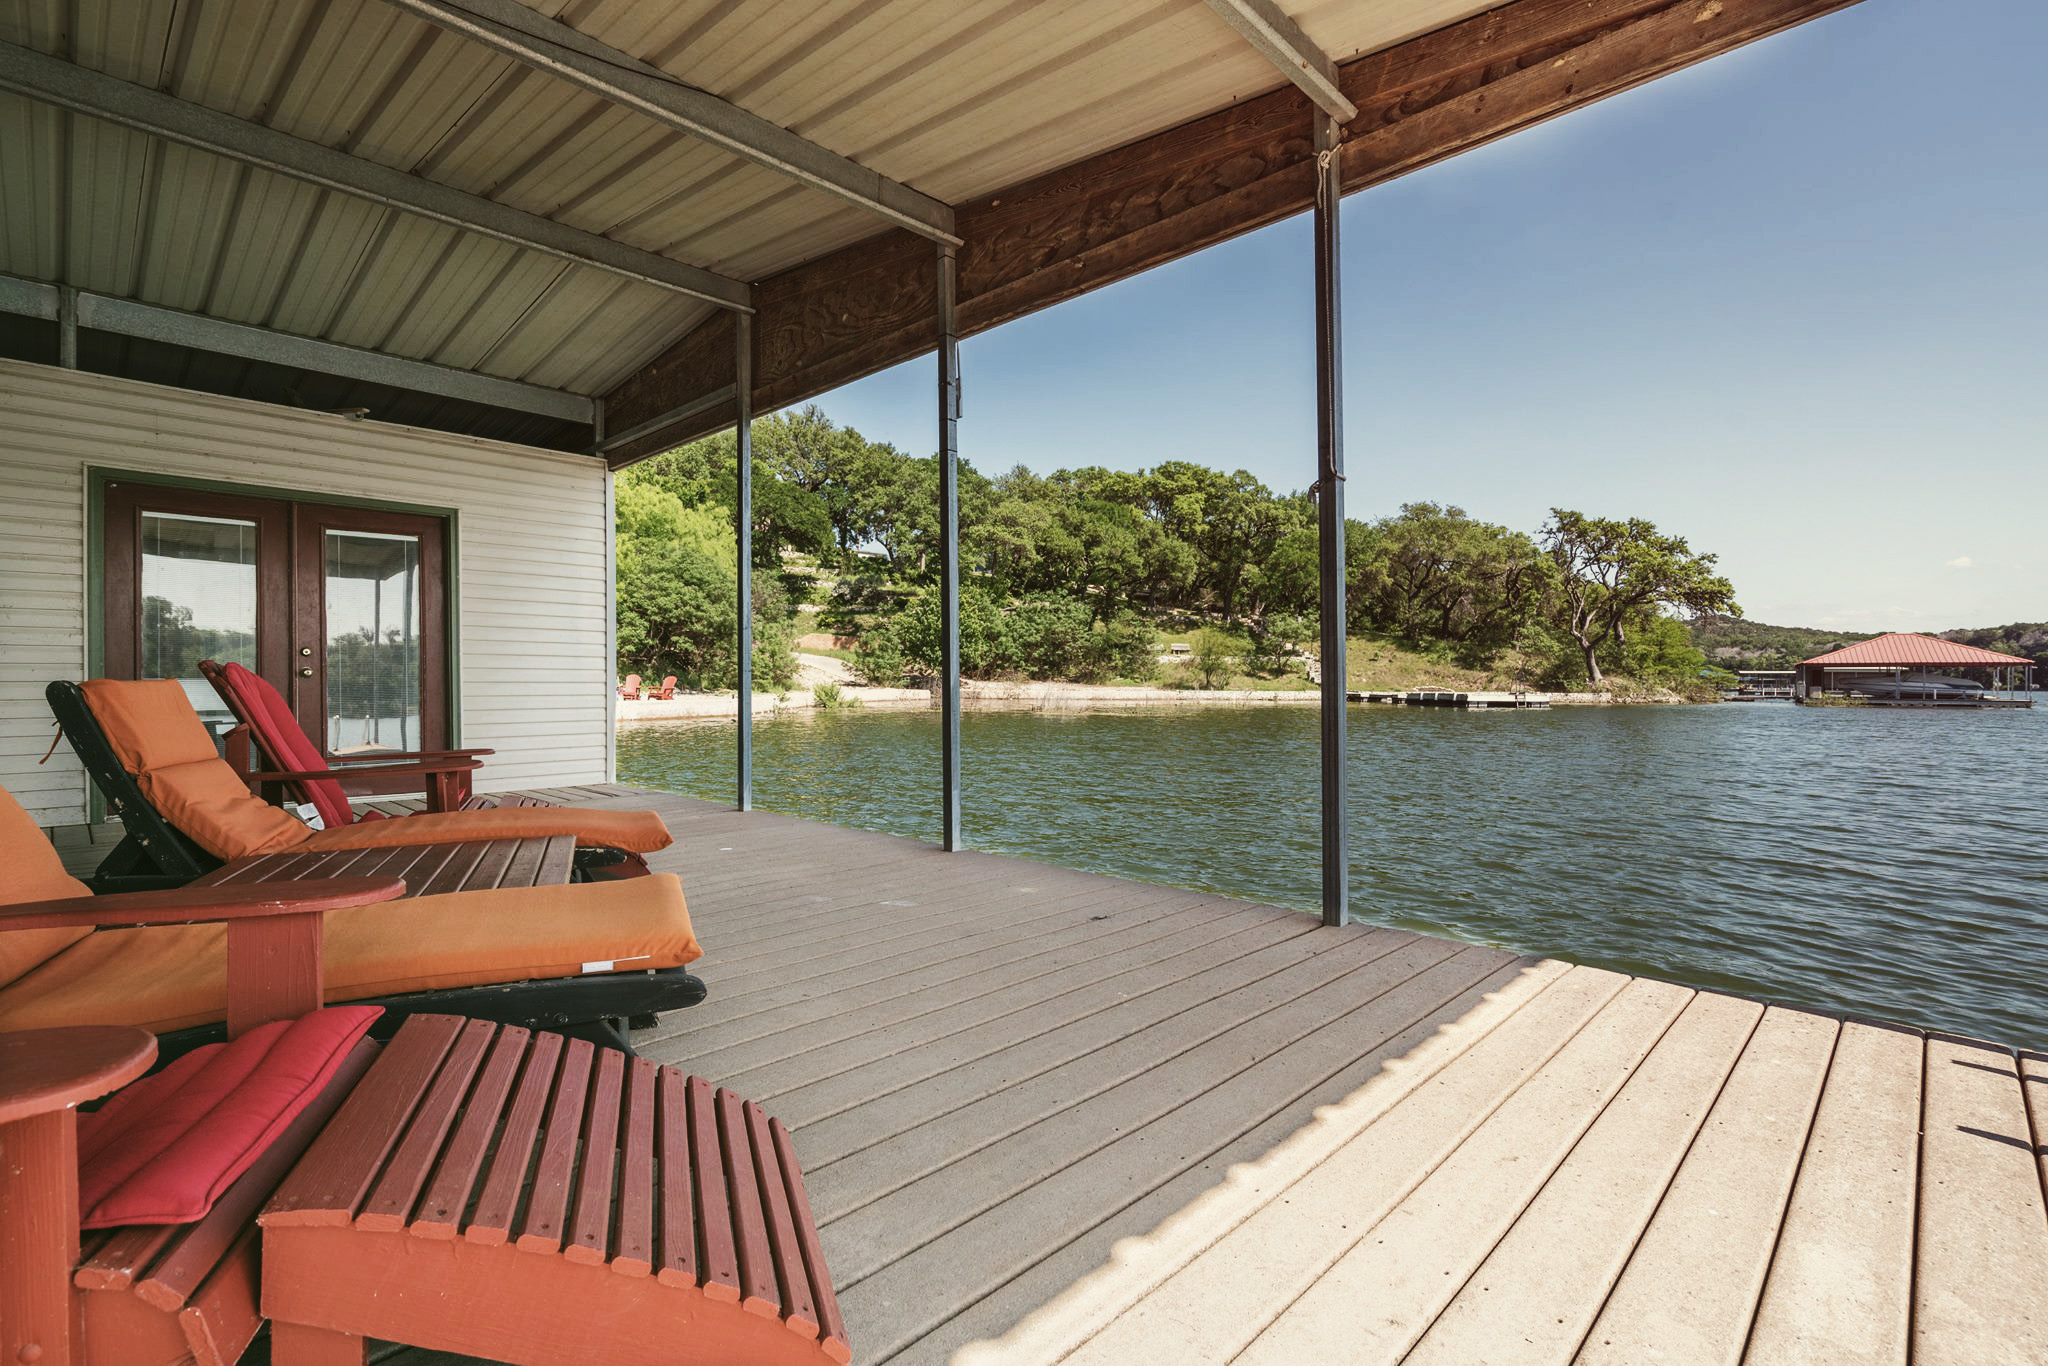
(619, 700, 2048, 1049)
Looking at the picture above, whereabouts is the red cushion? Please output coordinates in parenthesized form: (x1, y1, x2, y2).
(218, 662, 356, 831)
(76, 1005, 382, 1227)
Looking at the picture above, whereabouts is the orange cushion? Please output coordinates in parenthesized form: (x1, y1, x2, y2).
(0, 874, 701, 1034)
(79, 680, 313, 861)
(0, 786, 95, 988)
(299, 805, 673, 855)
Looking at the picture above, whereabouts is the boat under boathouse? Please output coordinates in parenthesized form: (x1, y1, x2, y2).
(1795, 633, 2037, 707)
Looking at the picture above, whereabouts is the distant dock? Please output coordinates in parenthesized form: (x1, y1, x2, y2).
(1352, 690, 1551, 709)
(1798, 693, 2034, 709)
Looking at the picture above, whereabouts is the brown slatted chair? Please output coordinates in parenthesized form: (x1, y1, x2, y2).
(261, 1013, 850, 1364)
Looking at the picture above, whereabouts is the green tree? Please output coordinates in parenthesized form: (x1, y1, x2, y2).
(1189, 628, 1237, 689)
(1540, 509, 1739, 685)
(614, 485, 797, 689)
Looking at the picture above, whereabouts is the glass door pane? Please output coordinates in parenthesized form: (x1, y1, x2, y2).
(323, 530, 422, 754)
(140, 510, 258, 725)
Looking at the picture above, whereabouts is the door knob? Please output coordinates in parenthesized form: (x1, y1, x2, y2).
(299, 667, 314, 677)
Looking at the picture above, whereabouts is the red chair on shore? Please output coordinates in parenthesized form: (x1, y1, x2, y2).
(649, 675, 678, 699)
(618, 674, 642, 700)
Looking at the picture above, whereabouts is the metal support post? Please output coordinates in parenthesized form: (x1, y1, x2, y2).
(937, 242, 963, 850)
(1312, 114, 1348, 927)
(734, 309, 754, 810)
(57, 285, 76, 368)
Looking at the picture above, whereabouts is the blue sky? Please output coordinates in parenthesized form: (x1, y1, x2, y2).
(816, 0, 2047, 635)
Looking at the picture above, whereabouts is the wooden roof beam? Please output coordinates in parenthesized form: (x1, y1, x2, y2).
(1201, 0, 1358, 123)
(600, 0, 1866, 461)
(381, 0, 959, 247)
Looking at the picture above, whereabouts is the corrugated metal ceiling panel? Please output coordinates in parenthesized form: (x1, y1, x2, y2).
(1, 1, 1473, 438)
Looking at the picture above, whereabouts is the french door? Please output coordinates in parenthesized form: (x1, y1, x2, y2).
(102, 479, 450, 757)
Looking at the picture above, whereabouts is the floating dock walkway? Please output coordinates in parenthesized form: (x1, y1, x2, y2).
(1351, 689, 1551, 709)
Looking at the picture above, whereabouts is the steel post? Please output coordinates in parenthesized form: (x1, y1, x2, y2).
(1313, 114, 1348, 927)
(937, 243, 963, 850)
(735, 309, 754, 810)
(57, 285, 76, 368)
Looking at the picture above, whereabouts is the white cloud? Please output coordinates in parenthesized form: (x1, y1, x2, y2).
(1945, 556, 1974, 570)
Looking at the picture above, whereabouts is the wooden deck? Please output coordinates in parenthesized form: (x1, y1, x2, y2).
(61, 786, 2048, 1363)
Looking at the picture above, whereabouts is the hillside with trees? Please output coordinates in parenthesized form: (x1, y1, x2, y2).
(1687, 616, 1874, 670)
(615, 405, 1740, 698)
(1940, 622, 2048, 675)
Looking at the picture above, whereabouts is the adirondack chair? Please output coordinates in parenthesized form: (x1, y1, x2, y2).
(649, 675, 679, 699)
(200, 659, 488, 814)
(0, 808, 406, 1366)
(47, 679, 668, 893)
(619, 673, 643, 699)
(0, 783, 705, 1060)
(2, 800, 844, 1366)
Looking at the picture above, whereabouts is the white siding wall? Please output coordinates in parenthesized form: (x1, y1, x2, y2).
(0, 359, 611, 825)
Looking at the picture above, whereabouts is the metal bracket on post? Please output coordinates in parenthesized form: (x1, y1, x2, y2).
(1312, 112, 1348, 928)
(734, 308, 755, 811)
(937, 242, 963, 852)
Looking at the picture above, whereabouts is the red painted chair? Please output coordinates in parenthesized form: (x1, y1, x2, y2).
(649, 675, 679, 699)
(200, 660, 488, 819)
(618, 673, 643, 700)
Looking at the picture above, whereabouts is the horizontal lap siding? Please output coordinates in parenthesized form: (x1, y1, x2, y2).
(0, 359, 609, 825)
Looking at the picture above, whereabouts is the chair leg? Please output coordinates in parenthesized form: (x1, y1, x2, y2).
(270, 1321, 367, 1364)
(0, 1110, 79, 1366)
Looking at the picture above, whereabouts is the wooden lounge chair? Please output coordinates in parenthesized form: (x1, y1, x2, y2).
(199, 659, 654, 881)
(199, 659, 489, 814)
(0, 833, 405, 1366)
(0, 784, 706, 1059)
(650, 674, 679, 699)
(2, 816, 839, 1366)
(46, 679, 670, 892)
(619, 672, 643, 699)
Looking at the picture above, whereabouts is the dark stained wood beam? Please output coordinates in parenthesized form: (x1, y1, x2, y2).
(603, 0, 1863, 465)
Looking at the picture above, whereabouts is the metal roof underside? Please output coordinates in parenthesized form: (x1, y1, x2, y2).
(0, 0, 1497, 451)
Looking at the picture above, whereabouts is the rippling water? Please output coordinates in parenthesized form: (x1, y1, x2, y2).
(619, 700, 2048, 1048)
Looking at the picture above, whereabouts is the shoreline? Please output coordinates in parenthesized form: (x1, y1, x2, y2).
(617, 680, 1689, 723)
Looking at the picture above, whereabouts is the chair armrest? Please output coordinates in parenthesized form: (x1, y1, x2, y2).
(0, 877, 406, 932)
(332, 747, 495, 762)
(239, 759, 482, 791)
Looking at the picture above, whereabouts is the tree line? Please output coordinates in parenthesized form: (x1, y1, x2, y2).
(615, 406, 1739, 693)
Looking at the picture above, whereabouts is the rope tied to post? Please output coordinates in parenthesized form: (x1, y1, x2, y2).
(1314, 146, 1337, 210)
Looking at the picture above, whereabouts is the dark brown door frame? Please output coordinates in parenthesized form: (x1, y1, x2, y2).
(290, 503, 449, 755)
(100, 480, 451, 760)
(101, 480, 293, 691)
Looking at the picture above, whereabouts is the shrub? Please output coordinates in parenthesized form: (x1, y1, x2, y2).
(850, 628, 907, 686)
(1190, 628, 1237, 689)
(1087, 609, 1159, 682)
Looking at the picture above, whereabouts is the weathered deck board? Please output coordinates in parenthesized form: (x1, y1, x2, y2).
(171, 785, 2039, 1366)
(1579, 1006, 1840, 1365)
(1744, 1019, 1922, 1365)
(1403, 991, 1763, 1364)
(1912, 1034, 2048, 1363)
